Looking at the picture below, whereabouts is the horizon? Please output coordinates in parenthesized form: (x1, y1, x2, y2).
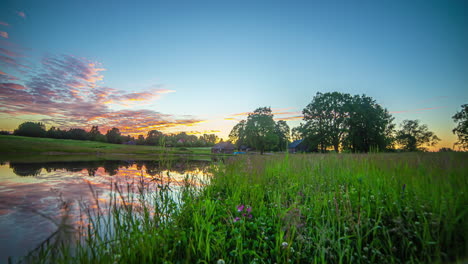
(1, 0, 467, 150)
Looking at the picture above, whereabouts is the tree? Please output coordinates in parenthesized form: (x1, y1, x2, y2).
(136, 135, 146, 145)
(344, 94, 395, 152)
(229, 120, 247, 149)
(88, 126, 106, 142)
(396, 120, 440, 151)
(452, 104, 468, 150)
(14, 122, 46, 137)
(303, 92, 352, 152)
(46, 126, 65, 139)
(275, 120, 290, 151)
(146, 130, 163, 146)
(244, 107, 278, 154)
(66, 128, 88, 140)
(106, 127, 122, 144)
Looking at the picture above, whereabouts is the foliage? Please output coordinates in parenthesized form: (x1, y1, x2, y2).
(106, 127, 122, 144)
(452, 104, 468, 150)
(244, 107, 279, 154)
(344, 94, 395, 152)
(146, 130, 164, 146)
(229, 108, 290, 153)
(13, 121, 46, 137)
(229, 120, 247, 148)
(396, 120, 440, 151)
(303, 92, 352, 152)
(300, 92, 396, 153)
(275, 120, 290, 151)
(29, 153, 468, 263)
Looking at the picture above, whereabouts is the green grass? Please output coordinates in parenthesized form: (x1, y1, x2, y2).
(0, 135, 214, 162)
(21, 153, 468, 263)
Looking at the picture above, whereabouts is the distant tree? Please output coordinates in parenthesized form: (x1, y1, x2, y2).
(66, 128, 88, 140)
(396, 120, 440, 151)
(229, 120, 247, 149)
(452, 104, 468, 150)
(46, 126, 65, 139)
(136, 135, 146, 145)
(344, 94, 395, 152)
(303, 92, 352, 152)
(0, 130, 11, 135)
(88, 126, 106, 142)
(200, 134, 219, 146)
(244, 107, 279, 154)
(14, 122, 46, 137)
(106, 127, 122, 144)
(291, 125, 304, 142)
(275, 120, 290, 151)
(146, 130, 163, 146)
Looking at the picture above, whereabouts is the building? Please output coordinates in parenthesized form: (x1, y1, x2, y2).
(288, 139, 307, 153)
(211, 142, 236, 154)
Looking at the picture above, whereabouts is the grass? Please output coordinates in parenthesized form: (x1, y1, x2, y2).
(0, 135, 214, 162)
(20, 152, 468, 263)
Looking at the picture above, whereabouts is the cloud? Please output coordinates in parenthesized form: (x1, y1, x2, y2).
(0, 47, 22, 57)
(0, 31, 8, 39)
(0, 22, 9, 27)
(16, 11, 26, 18)
(0, 54, 203, 135)
(185, 130, 221, 135)
(0, 82, 26, 90)
(274, 116, 303, 121)
(0, 70, 18, 81)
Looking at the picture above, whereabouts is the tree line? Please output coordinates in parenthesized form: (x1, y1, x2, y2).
(9, 123, 220, 147)
(229, 92, 468, 152)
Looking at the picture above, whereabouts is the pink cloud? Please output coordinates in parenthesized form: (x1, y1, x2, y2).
(17, 11, 26, 18)
(0, 54, 203, 136)
(0, 82, 26, 90)
(0, 31, 8, 39)
(0, 21, 9, 27)
(0, 47, 22, 57)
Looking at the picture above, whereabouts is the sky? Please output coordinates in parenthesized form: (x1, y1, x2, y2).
(0, 0, 467, 149)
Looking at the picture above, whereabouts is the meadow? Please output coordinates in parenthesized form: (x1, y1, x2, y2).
(23, 153, 468, 263)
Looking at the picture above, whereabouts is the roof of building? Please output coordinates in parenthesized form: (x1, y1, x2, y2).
(288, 139, 304, 148)
(212, 141, 235, 149)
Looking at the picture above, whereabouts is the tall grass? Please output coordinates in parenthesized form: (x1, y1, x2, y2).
(24, 153, 467, 263)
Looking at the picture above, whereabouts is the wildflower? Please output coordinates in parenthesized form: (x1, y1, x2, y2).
(237, 204, 245, 212)
(217, 259, 226, 264)
(246, 206, 252, 213)
(281, 242, 288, 248)
(233, 217, 241, 222)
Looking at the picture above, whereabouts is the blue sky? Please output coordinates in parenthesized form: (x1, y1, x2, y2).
(1, 0, 467, 148)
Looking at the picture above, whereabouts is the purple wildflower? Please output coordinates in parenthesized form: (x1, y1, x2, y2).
(246, 206, 252, 213)
(237, 204, 245, 212)
(233, 217, 241, 222)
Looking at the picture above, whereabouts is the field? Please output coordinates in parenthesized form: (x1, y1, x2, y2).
(24, 152, 468, 264)
(0, 135, 213, 162)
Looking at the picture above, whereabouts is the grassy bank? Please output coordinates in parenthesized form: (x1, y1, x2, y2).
(26, 153, 467, 263)
(0, 135, 214, 162)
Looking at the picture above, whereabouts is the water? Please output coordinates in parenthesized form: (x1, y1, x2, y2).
(0, 159, 212, 263)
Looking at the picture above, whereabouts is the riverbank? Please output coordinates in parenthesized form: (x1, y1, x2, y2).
(0, 135, 220, 162)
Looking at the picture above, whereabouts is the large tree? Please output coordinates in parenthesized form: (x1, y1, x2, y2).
(396, 120, 440, 151)
(14, 122, 46, 137)
(244, 107, 279, 154)
(452, 104, 468, 150)
(303, 92, 352, 152)
(344, 94, 395, 152)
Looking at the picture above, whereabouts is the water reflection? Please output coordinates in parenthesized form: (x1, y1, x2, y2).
(0, 159, 213, 263)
